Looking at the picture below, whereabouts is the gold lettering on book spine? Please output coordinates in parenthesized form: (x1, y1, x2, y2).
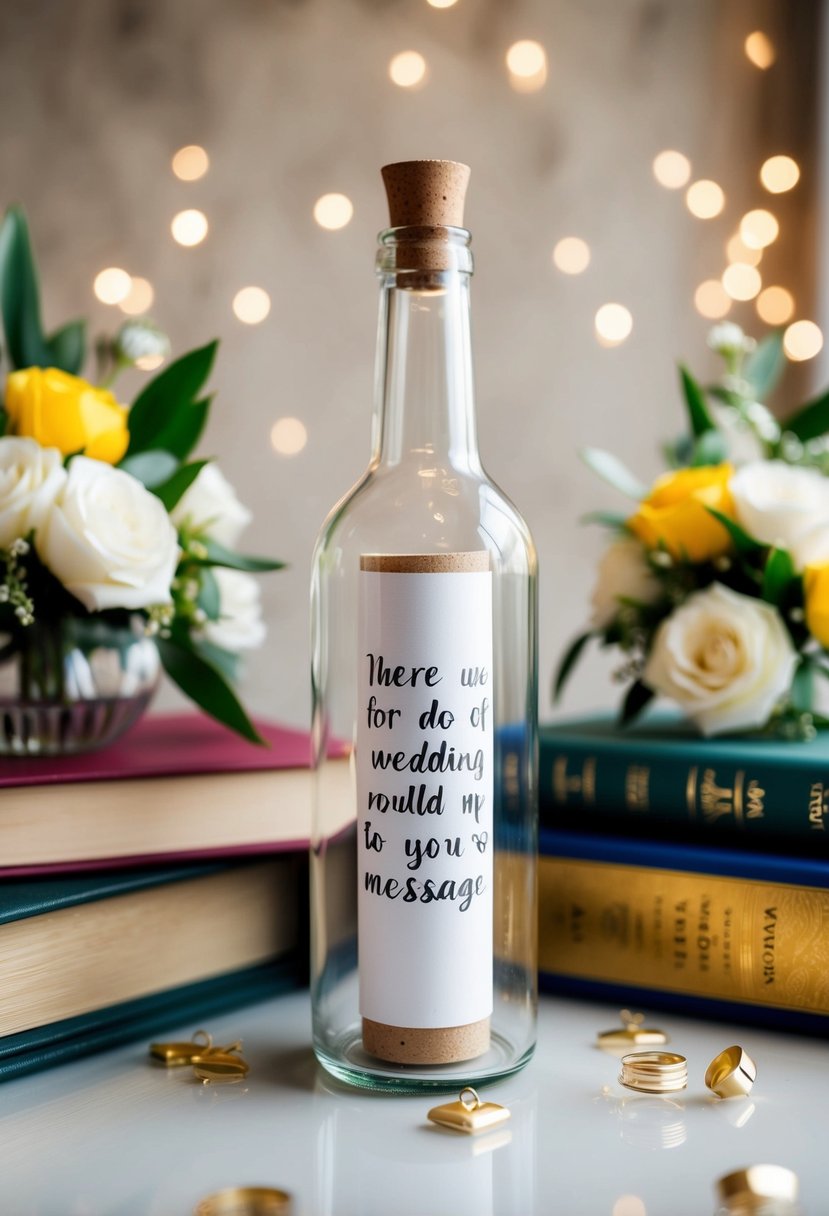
(552, 756, 596, 805)
(809, 783, 828, 831)
(698, 768, 746, 826)
(746, 779, 765, 820)
(625, 765, 650, 812)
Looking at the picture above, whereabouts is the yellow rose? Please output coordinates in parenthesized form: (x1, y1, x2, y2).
(804, 562, 829, 648)
(5, 367, 129, 465)
(628, 463, 735, 562)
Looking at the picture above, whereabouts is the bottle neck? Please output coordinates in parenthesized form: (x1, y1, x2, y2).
(371, 229, 479, 473)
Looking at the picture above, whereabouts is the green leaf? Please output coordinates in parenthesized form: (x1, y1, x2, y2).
(198, 566, 221, 620)
(127, 341, 218, 455)
(791, 660, 814, 714)
(707, 385, 744, 409)
(0, 407, 7, 438)
(679, 365, 716, 438)
(580, 448, 647, 500)
(196, 538, 285, 573)
(192, 636, 240, 683)
(0, 206, 50, 368)
(45, 318, 86, 375)
(154, 459, 210, 512)
(761, 547, 797, 606)
(118, 450, 179, 488)
(691, 429, 728, 467)
(144, 394, 211, 461)
(782, 388, 829, 444)
(705, 507, 764, 554)
(157, 635, 265, 745)
(553, 632, 593, 702)
(579, 511, 630, 530)
(744, 330, 785, 399)
(619, 680, 654, 726)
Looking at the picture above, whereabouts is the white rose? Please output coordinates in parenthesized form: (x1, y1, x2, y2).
(643, 583, 798, 736)
(731, 461, 829, 564)
(36, 456, 179, 611)
(203, 568, 266, 652)
(171, 464, 252, 547)
(0, 437, 66, 549)
(590, 536, 661, 628)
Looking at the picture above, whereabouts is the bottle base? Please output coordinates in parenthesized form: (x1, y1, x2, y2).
(313, 1023, 536, 1093)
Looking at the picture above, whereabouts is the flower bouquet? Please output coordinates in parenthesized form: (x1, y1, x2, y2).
(556, 322, 829, 738)
(0, 206, 282, 753)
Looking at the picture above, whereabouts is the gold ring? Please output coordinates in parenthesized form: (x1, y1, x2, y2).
(619, 1051, 688, 1094)
(194, 1186, 293, 1215)
(705, 1045, 757, 1098)
(716, 1165, 798, 1205)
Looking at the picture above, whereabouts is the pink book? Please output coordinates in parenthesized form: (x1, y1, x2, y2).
(0, 715, 351, 877)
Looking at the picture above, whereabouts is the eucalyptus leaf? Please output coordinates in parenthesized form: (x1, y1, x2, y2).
(761, 547, 797, 606)
(791, 660, 814, 714)
(127, 341, 217, 455)
(691, 429, 728, 467)
(553, 631, 593, 703)
(744, 330, 785, 400)
(580, 448, 647, 500)
(154, 459, 210, 512)
(157, 635, 265, 745)
(679, 365, 716, 438)
(196, 538, 285, 573)
(619, 679, 654, 726)
(0, 206, 49, 368)
(118, 450, 179, 489)
(46, 318, 86, 376)
(781, 388, 829, 444)
(579, 510, 630, 530)
(198, 566, 221, 621)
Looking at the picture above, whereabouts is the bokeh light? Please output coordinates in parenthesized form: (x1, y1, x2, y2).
(427, 0, 458, 8)
(722, 263, 762, 301)
(740, 209, 779, 249)
(726, 233, 762, 267)
(171, 209, 208, 246)
(118, 276, 154, 315)
(595, 303, 633, 347)
(313, 193, 354, 230)
(552, 237, 590, 275)
(171, 145, 209, 182)
(93, 267, 132, 305)
(760, 155, 800, 194)
(757, 286, 795, 325)
(685, 180, 725, 219)
(612, 1198, 647, 1216)
(232, 286, 271, 325)
(270, 417, 308, 456)
(506, 40, 547, 92)
(389, 50, 427, 88)
(694, 279, 731, 319)
(745, 31, 776, 70)
(784, 320, 823, 362)
(652, 150, 691, 190)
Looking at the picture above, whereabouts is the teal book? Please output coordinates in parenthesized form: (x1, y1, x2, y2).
(0, 857, 302, 1080)
(538, 714, 829, 849)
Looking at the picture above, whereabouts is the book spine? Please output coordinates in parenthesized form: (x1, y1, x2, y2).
(538, 730, 829, 846)
(538, 832, 829, 1031)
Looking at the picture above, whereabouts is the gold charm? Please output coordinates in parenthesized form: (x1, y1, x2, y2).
(193, 1050, 251, 1084)
(195, 1185, 293, 1214)
(427, 1087, 511, 1134)
(149, 1028, 214, 1066)
(705, 1045, 757, 1098)
(597, 1010, 669, 1054)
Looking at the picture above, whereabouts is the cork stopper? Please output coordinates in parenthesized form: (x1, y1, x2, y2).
(381, 160, 470, 229)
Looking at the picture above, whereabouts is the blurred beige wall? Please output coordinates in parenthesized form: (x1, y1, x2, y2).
(0, 0, 820, 728)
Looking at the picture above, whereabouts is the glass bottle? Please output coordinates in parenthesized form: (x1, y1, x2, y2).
(310, 160, 537, 1092)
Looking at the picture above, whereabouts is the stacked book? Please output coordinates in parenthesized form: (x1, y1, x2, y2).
(0, 715, 349, 1081)
(531, 714, 829, 1032)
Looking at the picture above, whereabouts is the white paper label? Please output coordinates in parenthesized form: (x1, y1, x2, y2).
(356, 568, 494, 1029)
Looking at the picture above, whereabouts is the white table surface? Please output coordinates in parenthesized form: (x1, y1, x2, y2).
(0, 990, 823, 1215)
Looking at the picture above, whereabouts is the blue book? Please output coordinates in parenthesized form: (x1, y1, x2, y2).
(0, 858, 303, 1080)
(538, 713, 829, 850)
(539, 827, 829, 1034)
